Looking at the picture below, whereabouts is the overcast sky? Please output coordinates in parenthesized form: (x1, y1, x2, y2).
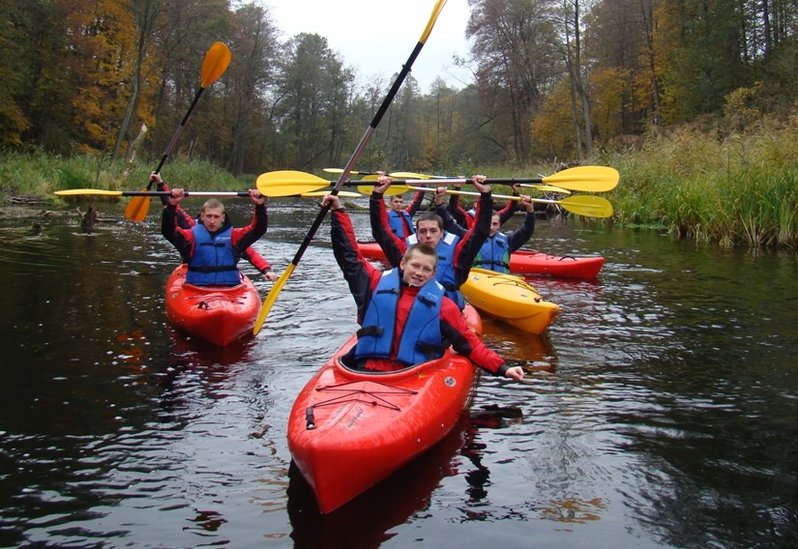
(261, 0, 473, 93)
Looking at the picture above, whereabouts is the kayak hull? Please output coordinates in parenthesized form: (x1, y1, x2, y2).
(509, 249, 604, 278)
(461, 268, 559, 334)
(287, 334, 478, 514)
(165, 264, 259, 346)
(358, 241, 604, 279)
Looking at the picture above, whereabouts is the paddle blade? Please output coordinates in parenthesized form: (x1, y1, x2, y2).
(420, 0, 447, 44)
(389, 171, 433, 179)
(559, 195, 614, 218)
(200, 42, 232, 87)
(256, 170, 330, 197)
(543, 166, 619, 193)
(300, 190, 362, 198)
(125, 196, 151, 221)
(525, 184, 571, 195)
(253, 264, 296, 335)
(56, 189, 124, 196)
(356, 174, 412, 196)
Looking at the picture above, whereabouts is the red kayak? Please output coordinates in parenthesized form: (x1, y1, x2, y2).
(509, 249, 604, 278)
(165, 264, 260, 346)
(357, 240, 604, 279)
(288, 306, 482, 514)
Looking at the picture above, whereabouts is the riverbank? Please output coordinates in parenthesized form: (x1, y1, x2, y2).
(3, 116, 797, 250)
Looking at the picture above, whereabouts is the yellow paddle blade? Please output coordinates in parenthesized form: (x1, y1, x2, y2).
(389, 171, 433, 179)
(56, 189, 124, 196)
(125, 196, 151, 222)
(420, 0, 447, 44)
(543, 166, 619, 193)
(323, 167, 375, 176)
(253, 263, 296, 335)
(256, 170, 329, 197)
(525, 184, 571, 195)
(200, 42, 232, 87)
(559, 195, 614, 218)
(300, 190, 362, 198)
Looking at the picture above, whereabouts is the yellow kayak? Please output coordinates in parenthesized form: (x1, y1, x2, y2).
(461, 268, 559, 334)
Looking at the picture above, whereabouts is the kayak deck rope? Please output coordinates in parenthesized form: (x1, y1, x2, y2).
(304, 381, 418, 430)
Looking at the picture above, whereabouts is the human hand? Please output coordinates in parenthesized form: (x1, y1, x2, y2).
(168, 188, 185, 205)
(321, 194, 342, 210)
(150, 172, 163, 185)
(519, 195, 534, 212)
(374, 172, 392, 194)
(248, 189, 265, 205)
(263, 270, 279, 282)
(433, 186, 447, 206)
(504, 365, 525, 381)
(472, 175, 491, 194)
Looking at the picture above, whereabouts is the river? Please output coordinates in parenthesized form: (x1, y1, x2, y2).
(0, 196, 796, 548)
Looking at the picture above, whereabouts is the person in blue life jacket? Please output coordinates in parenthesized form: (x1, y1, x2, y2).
(447, 183, 521, 229)
(161, 186, 269, 286)
(150, 172, 278, 281)
(370, 174, 493, 310)
(321, 192, 524, 381)
(443, 194, 536, 274)
(385, 190, 425, 238)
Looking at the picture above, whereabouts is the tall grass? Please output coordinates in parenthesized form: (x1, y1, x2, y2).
(596, 118, 798, 250)
(0, 151, 245, 197)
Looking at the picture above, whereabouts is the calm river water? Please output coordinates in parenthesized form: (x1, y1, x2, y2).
(0, 196, 796, 548)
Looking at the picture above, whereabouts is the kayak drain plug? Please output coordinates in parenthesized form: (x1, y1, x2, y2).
(305, 408, 316, 430)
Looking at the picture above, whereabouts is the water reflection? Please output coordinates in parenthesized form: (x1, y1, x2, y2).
(1, 203, 797, 547)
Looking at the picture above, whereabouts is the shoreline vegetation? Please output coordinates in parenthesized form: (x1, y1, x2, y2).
(1, 120, 796, 252)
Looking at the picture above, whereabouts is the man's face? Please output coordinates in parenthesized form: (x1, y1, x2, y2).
(415, 220, 442, 246)
(400, 250, 436, 287)
(389, 196, 405, 211)
(201, 207, 224, 232)
(490, 214, 501, 236)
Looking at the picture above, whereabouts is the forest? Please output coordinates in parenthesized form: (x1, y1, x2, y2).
(2, 0, 798, 249)
(2, 0, 796, 172)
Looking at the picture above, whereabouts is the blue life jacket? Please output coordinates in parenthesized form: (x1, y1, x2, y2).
(475, 232, 511, 273)
(406, 232, 464, 309)
(354, 269, 446, 367)
(388, 210, 414, 237)
(186, 225, 240, 286)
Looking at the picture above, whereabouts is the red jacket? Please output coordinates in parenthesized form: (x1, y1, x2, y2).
(330, 208, 507, 375)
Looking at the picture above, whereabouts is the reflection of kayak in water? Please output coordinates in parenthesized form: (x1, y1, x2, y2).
(287, 330, 480, 514)
(165, 264, 259, 346)
(461, 268, 559, 335)
(357, 240, 604, 279)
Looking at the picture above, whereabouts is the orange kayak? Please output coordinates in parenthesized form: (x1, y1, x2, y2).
(358, 240, 604, 279)
(164, 264, 259, 346)
(288, 323, 481, 514)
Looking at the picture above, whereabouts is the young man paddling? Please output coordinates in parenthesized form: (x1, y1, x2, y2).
(322, 193, 524, 380)
(150, 173, 278, 281)
(160, 181, 270, 287)
(370, 174, 492, 309)
(442, 194, 537, 274)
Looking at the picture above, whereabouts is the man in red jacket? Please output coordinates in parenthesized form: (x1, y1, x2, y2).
(321, 193, 524, 381)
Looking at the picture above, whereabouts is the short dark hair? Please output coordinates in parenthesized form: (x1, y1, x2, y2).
(415, 212, 443, 230)
(404, 243, 438, 267)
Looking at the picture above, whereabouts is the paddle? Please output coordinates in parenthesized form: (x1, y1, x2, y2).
(58, 189, 251, 198)
(327, 167, 573, 194)
(255, 171, 614, 198)
(252, 0, 448, 335)
(124, 42, 232, 222)
(402, 186, 614, 218)
(56, 188, 362, 198)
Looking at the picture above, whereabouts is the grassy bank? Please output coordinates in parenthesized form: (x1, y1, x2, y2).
(593, 118, 798, 250)
(3, 117, 798, 251)
(0, 152, 245, 198)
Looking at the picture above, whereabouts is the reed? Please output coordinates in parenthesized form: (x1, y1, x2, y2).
(597, 119, 798, 250)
